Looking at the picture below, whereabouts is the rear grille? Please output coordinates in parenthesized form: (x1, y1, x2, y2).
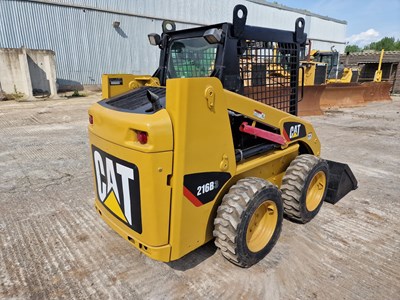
(104, 87, 166, 111)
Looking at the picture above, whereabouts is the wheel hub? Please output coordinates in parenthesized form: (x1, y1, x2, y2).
(246, 200, 278, 252)
(306, 171, 327, 211)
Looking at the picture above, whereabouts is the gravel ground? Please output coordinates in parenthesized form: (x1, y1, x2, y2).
(0, 94, 399, 299)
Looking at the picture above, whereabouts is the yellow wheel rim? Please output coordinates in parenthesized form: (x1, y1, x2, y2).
(246, 200, 278, 253)
(305, 171, 327, 211)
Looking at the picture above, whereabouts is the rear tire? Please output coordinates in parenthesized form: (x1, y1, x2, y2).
(281, 154, 329, 223)
(213, 178, 283, 268)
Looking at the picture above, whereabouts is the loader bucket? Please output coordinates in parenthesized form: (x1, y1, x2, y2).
(362, 81, 392, 102)
(298, 85, 325, 116)
(324, 160, 358, 204)
(320, 83, 365, 109)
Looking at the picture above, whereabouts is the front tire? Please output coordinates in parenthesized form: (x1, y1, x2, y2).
(281, 154, 329, 223)
(213, 178, 283, 268)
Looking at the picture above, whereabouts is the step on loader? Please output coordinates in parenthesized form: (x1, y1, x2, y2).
(88, 5, 358, 267)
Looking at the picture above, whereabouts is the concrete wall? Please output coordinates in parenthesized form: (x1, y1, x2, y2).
(0, 48, 57, 100)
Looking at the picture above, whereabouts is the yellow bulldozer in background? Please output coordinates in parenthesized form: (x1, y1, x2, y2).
(300, 47, 359, 85)
(88, 5, 357, 267)
(297, 45, 391, 114)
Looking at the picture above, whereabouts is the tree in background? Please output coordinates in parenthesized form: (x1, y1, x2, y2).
(345, 44, 362, 53)
(345, 37, 400, 53)
(364, 37, 400, 51)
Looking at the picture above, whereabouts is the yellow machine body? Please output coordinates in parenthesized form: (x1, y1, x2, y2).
(300, 62, 318, 86)
(373, 49, 385, 82)
(102, 74, 160, 99)
(305, 50, 354, 84)
(299, 62, 328, 86)
(88, 77, 321, 261)
(326, 67, 353, 84)
(87, 6, 359, 266)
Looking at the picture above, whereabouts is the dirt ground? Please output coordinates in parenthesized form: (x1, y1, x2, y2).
(0, 94, 399, 299)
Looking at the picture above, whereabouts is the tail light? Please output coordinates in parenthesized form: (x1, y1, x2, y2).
(136, 131, 148, 144)
(89, 114, 93, 124)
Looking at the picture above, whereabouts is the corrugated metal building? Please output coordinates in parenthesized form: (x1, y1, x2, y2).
(0, 0, 347, 88)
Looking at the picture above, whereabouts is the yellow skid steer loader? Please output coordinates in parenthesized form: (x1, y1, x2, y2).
(88, 5, 357, 267)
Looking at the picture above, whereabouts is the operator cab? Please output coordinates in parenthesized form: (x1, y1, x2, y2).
(146, 6, 307, 162)
(148, 8, 306, 116)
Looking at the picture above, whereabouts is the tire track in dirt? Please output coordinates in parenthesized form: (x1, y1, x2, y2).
(1, 96, 399, 299)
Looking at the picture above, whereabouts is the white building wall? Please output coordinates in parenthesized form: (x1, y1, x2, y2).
(308, 17, 347, 52)
(0, 0, 347, 86)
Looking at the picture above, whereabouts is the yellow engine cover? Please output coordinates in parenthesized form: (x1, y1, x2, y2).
(88, 102, 173, 261)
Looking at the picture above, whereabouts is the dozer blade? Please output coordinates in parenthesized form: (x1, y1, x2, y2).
(298, 85, 325, 116)
(324, 160, 358, 204)
(319, 82, 393, 110)
(320, 83, 365, 109)
(362, 81, 392, 102)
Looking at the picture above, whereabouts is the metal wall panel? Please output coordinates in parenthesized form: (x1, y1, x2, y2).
(0, 0, 347, 85)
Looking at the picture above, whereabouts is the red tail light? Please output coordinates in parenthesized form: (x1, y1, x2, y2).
(136, 131, 148, 144)
(89, 114, 93, 124)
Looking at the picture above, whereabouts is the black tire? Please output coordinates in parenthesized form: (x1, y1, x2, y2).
(213, 177, 283, 268)
(281, 154, 329, 224)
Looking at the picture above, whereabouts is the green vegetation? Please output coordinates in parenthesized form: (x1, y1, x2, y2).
(344, 44, 362, 53)
(67, 90, 86, 98)
(3, 92, 24, 100)
(345, 37, 400, 53)
(364, 37, 400, 51)
(2, 85, 25, 100)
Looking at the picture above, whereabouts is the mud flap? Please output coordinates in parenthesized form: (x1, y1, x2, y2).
(324, 160, 358, 204)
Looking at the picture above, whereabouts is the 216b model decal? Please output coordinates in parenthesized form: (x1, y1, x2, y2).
(197, 181, 219, 196)
(184, 172, 231, 207)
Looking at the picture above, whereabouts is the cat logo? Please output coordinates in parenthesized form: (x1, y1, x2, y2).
(283, 122, 306, 141)
(289, 124, 301, 139)
(92, 146, 142, 233)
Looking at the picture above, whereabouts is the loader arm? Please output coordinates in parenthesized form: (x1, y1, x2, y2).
(225, 89, 321, 156)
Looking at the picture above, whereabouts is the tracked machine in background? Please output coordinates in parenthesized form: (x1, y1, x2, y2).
(311, 48, 359, 84)
(88, 5, 357, 267)
(298, 44, 392, 113)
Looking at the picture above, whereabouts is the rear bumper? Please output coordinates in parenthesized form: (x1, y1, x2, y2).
(95, 199, 172, 262)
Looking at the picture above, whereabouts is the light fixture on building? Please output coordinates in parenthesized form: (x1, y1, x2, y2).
(113, 21, 120, 28)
